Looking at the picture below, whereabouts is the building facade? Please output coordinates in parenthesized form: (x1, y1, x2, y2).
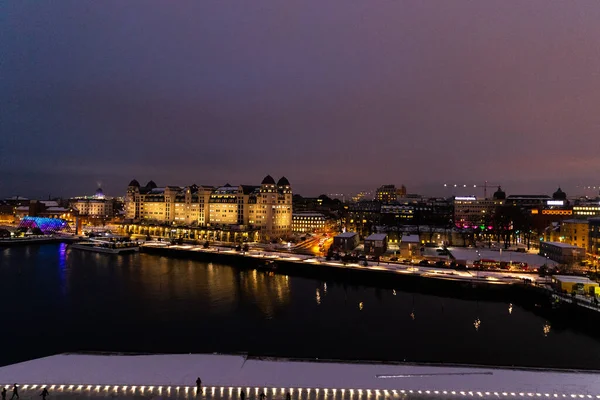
(124, 175, 292, 240)
(70, 188, 114, 219)
(292, 213, 326, 233)
(589, 218, 600, 257)
(559, 219, 589, 251)
(453, 196, 503, 227)
(539, 241, 586, 265)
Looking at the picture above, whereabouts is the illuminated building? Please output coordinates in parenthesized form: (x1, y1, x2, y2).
(453, 196, 503, 227)
(376, 185, 398, 203)
(573, 203, 600, 218)
(506, 195, 552, 208)
(125, 175, 292, 239)
(17, 216, 71, 234)
(364, 233, 388, 256)
(589, 218, 600, 257)
(559, 219, 589, 250)
(539, 241, 585, 264)
(70, 188, 113, 218)
(333, 232, 359, 251)
(292, 213, 326, 233)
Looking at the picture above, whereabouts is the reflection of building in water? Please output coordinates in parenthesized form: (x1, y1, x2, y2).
(203, 263, 239, 313)
(239, 269, 291, 318)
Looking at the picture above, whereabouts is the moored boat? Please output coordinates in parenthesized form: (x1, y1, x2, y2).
(70, 239, 139, 254)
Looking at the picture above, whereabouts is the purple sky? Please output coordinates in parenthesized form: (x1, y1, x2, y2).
(2, 1, 600, 199)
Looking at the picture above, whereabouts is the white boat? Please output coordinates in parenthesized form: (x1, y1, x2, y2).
(70, 240, 140, 254)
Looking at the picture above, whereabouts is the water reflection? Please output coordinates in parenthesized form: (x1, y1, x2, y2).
(58, 243, 68, 295)
(473, 318, 481, 331)
(543, 322, 551, 337)
(240, 269, 290, 318)
(4, 244, 600, 369)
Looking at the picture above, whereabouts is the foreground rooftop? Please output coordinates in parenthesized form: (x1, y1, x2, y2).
(0, 354, 599, 399)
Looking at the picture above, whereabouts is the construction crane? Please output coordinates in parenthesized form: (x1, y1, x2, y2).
(443, 181, 501, 199)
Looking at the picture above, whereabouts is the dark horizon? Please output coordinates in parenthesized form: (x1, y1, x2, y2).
(2, 1, 600, 199)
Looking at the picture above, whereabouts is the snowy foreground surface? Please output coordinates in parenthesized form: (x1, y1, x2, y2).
(0, 354, 599, 397)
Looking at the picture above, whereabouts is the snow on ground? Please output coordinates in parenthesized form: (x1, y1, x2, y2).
(0, 354, 599, 395)
(448, 248, 558, 268)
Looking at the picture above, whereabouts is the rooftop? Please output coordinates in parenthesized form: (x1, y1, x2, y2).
(335, 232, 358, 238)
(365, 233, 387, 241)
(561, 219, 589, 224)
(541, 241, 584, 249)
(0, 353, 599, 396)
(553, 275, 597, 284)
(401, 234, 420, 244)
(293, 212, 326, 217)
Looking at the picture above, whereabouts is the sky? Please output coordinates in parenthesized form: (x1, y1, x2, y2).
(1, 1, 600, 199)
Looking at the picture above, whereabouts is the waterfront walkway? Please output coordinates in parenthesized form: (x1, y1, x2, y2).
(1, 354, 600, 399)
(143, 242, 545, 285)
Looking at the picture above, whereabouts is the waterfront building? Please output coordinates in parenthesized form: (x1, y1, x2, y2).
(364, 233, 388, 256)
(539, 241, 585, 265)
(291, 212, 326, 233)
(552, 275, 599, 295)
(559, 219, 589, 250)
(399, 234, 420, 259)
(70, 188, 114, 219)
(124, 175, 292, 240)
(332, 232, 359, 251)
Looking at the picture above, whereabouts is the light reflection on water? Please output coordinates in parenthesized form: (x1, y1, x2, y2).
(0, 244, 599, 370)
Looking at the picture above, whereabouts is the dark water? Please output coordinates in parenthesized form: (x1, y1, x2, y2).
(1, 244, 600, 369)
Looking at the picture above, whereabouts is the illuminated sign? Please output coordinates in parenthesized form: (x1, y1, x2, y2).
(455, 197, 476, 201)
(542, 210, 572, 215)
(547, 200, 564, 206)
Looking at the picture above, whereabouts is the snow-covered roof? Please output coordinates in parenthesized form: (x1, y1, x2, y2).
(541, 241, 583, 249)
(401, 234, 420, 243)
(40, 201, 59, 207)
(448, 247, 558, 267)
(365, 233, 387, 241)
(561, 219, 589, 224)
(335, 232, 357, 238)
(553, 275, 597, 284)
(0, 353, 599, 395)
(44, 207, 68, 212)
(15, 206, 29, 211)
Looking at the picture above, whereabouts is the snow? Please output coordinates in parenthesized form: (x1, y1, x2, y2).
(400, 235, 420, 244)
(448, 248, 558, 267)
(0, 354, 600, 395)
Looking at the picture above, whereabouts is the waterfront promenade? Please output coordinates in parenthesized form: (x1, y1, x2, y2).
(142, 242, 546, 286)
(1, 354, 600, 400)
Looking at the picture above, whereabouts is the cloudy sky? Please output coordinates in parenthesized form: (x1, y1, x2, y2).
(1, 1, 599, 198)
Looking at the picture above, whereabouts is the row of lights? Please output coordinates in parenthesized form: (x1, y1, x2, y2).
(4, 385, 599, 398)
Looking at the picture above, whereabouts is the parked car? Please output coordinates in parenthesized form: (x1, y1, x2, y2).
(435, 261, 447, 268)
(390, 257, 398, 261)
(418, 260, 430, 266)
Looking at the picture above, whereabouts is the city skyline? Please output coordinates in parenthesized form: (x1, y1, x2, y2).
(2, 1, 600, 198)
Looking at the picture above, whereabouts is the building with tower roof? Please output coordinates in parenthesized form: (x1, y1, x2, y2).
(124, 175, 292, 241)
(69, 187, 114, 220)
